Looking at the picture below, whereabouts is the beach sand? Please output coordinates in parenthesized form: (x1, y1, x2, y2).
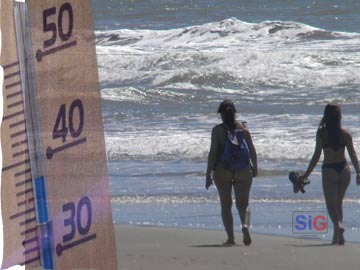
(115, 225, 360, 270)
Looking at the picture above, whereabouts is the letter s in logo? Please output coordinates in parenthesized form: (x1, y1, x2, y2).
(295, 215, 307, 231)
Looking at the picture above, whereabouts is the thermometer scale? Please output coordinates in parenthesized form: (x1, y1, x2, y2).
(1, 1, 117, 269)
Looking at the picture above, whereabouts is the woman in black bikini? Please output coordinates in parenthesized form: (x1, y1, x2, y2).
(299, 104, 360, 245)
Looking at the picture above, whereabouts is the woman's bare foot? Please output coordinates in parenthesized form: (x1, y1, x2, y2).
(242, 227, 252, 246)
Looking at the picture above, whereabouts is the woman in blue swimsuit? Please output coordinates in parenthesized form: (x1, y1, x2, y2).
(206, 100, 258, 246)
(299, 104, 360, 245)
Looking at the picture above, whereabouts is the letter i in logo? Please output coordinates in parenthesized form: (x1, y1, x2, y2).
(308, 215, 312, 230)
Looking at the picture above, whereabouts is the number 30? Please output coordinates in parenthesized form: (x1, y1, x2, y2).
(63, 196, 92, 243)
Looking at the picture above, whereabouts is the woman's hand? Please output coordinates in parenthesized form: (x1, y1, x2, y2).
(252, 166, 258, 177)
(298, 174, 308, 183)
(206, 171, 213, 189)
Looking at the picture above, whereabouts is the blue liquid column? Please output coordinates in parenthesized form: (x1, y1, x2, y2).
(35, 176, 54, 269)
(14, 1, 55, 269)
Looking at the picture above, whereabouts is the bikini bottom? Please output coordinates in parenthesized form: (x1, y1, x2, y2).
(322, 161, 347, 174)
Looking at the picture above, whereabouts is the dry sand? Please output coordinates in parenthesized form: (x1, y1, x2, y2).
(116, 225, 360, 270)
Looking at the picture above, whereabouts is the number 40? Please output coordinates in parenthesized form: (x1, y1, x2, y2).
(53, 99, 84, 142)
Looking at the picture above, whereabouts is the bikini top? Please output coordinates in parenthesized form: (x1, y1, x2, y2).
(322, 142, 345, 150)
(318, 128, 346, 151)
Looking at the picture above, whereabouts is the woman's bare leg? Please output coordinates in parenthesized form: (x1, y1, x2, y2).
(233, 169, 253, 226)
(214, 168, 235, 243)
(233, 168, 253, 245)
(322, 166, 350, 244)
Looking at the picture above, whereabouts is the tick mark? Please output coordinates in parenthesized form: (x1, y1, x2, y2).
(36, 40, 77, 62)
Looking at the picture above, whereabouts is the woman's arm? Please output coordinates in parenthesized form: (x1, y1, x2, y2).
(299, 131, 322, 181)
(243, 129, 258, 177)
(344, 131, 360, 185)
(206, 127, 219, 188)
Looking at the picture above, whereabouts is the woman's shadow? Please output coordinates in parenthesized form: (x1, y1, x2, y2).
(189, 244, 241, 248)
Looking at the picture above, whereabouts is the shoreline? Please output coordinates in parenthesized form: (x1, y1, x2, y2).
(115, 225, 360, 270)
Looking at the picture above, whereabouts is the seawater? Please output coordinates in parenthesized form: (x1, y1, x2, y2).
(92, 0, 360, 242)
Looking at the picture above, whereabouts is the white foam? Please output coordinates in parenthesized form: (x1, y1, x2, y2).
(101, 87, 189, 103)
(105, 129, 209, 160)
(104, 113, 329, 163)
(101, 87, 148, 102)
(111, 195, 360, 205)
(96, 18, 360, 104)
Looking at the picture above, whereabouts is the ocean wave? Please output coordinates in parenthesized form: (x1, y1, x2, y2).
(95, 18, 359, 46)
(97, 18, 360, 165)
(96, 18, 360, 103)
(101, 87, 190, 103)
(103, 112, 360, 163)
(105, 130, 209, 161)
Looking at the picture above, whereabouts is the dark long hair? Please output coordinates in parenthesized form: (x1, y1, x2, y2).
(319, 104, 342, 149)
(218, 100, 236, 130)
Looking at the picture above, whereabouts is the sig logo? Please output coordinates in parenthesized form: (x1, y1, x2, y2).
(292, 211, 328, 234)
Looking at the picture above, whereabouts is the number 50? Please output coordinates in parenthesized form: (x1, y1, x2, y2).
(43, 2, 73, 48)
